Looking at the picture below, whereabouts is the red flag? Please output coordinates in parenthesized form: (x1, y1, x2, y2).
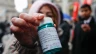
(72, 2, 79, 22)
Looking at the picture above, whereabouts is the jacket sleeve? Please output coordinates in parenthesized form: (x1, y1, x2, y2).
(3, 35, 40, 54)
(13, 41, 38, 54)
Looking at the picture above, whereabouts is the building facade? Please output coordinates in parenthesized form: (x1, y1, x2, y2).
(0, 0, 19, 22)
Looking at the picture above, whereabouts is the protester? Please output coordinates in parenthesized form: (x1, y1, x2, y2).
(72, 4, 96, 54)
(57, 5, 72, 54)
(3, 0, 68, 54)
(0, 20, 11, 54)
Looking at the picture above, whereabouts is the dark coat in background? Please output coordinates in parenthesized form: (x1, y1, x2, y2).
(0, 21, 11, 54)
(0, 22, 6, 53)
(56, 21, 72, 54)
(72, 17, 96, 54)
(0, 23, 6, 41)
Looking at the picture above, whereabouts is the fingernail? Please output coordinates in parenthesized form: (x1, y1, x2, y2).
(38, 14, 44, 20)
(39, 14, 44, 18)
(11, 18, 16, 22)
(23, 13, 28, 18)
(40, 14, 44, 16)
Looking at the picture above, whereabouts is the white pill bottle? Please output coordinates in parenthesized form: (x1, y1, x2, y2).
(38, 17, 62, 54)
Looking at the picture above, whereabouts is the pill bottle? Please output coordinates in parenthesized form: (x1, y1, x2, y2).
(38, 17, 62, 54)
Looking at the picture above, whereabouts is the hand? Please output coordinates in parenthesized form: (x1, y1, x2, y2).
(72, 17, 79, 23)
(81, 24, 91, 32)
(10, 13, 44, 47)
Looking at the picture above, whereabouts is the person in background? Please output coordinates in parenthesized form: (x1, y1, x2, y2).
(0, 19, 11, 54)
(3, 0, 68, 54)
(72, 4, 96, 54)
(0, 22, 5, 53)
(57, 5, 72, 54)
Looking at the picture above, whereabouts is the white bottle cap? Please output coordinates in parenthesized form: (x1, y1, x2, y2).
(39, 17, 54, 26)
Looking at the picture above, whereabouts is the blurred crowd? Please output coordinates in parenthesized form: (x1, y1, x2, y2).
(0, 0, 96, 54)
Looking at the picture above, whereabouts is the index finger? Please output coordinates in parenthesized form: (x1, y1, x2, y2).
(19, 13, 44, 25)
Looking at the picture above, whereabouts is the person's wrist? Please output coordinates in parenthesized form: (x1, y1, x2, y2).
(21, 41, 37, 49)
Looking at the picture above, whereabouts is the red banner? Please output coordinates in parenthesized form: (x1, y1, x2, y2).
(72, 2, 79, 22)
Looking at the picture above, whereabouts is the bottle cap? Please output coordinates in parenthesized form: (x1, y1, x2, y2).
(39, 17, 54, 26)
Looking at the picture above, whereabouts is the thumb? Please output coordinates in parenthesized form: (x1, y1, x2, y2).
(54, 24, 56, 28)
